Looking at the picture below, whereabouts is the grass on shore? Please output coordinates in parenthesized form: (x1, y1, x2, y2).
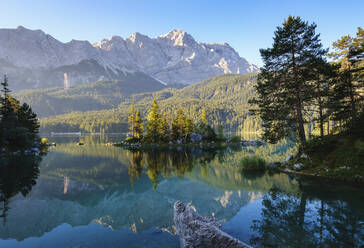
(286, 131, 364, 184)
(239, 155, 267, 171)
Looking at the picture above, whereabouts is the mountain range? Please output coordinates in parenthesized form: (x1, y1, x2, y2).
(0, 26, 258, 91)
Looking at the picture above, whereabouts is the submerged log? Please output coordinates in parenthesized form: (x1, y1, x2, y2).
(173, 201, 252, 248)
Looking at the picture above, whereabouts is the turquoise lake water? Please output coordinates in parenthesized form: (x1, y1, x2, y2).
(0, 135, 363, 247)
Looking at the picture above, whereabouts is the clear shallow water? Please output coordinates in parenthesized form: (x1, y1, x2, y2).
(0, 135, 363, 248)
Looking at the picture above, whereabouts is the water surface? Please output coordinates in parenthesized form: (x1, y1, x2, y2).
(0, 135, 363, 247)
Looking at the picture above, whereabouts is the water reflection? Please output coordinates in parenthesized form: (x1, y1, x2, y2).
(0, 138, 362, 248)
(128, 146, 227, 189)
(250, 182, 364, 247)
(0, 154, 42, 224)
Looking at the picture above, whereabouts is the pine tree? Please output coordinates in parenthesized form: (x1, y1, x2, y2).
(309, 59, 334, 137)
(0, 75, 10, 110)
(145, 98, 162, 143)
(217, 124, 226, 141)
(328, 27, 364, 128)
(0, 76, 18, 147)
(171, 108, 186, 141)
(128, 104, 135, 137)
(250, 16, 327, 144)
(201, 109, 207, 126)
(17, 103, 40, 135)
(184, 116, 194, 141)
(159, 114, 169, 142)
(133, 111, 144, 139)
(0, 76, 41, 150)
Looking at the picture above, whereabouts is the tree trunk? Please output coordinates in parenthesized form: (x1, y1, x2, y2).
(291, 39, 306, 144)
(296, 100, 306, 144)
(348, 78, 356, 127)
(317, 79, 324, 137)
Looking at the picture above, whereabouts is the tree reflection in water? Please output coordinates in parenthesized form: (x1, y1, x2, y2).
(127, 146, 228, 190)
(0, 154, 43, 224)
(250, 182, 364, 247)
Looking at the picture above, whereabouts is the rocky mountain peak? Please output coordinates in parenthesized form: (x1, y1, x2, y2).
(128, 32, 152, 44)
(0, 26, 259, 89)
(159, 29, 196, 47)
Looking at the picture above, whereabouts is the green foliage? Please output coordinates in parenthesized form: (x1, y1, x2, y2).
(3, 127, 35, 151)
(0, 76, 40, 151)
(145, 98, 162, 143)
(133, 111, 144, 139)
(125, 136, 140, 144)
(171, 108, 186, 141)
(15, 74, 166, 118)
(217, 124, 226, 142)
(184, 117, 194, 141)
(250, 16, 328, 144)
(38, 73, 258, 134)
(328, 27, 363, 128)
(201, 109, 207, 125)
(128, 104, 135, 137)
(197, 123, 217, 142)
(239, 156, 267, 171)
(229, 135, 241, 143)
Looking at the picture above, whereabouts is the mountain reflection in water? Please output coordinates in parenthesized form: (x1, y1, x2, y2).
(0, 136, 362, 248)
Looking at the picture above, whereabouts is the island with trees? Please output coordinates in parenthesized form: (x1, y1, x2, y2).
(116, 98, 241, 149)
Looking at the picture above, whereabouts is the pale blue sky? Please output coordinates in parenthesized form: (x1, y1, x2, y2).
(1, 0, 363, 66)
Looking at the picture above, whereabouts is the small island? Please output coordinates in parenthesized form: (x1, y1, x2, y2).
(115, 98, 242, 148)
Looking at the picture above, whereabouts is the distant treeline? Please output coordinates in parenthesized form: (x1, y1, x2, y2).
(38, 74, 261, 134)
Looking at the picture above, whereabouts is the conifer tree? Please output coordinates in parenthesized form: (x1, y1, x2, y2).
(133, 111, 144, 139)
(145, 98, 162, 143)
(0, 76, 18, 147)
(309, 59, 334, 137)
(250, 16, 327, 144)
(0, 76, 40, 149)
(217, 124, 226, 141)
(159, 114, 169, 142)
(201, 109, 207, 126)
(184, 116, 194, 141)
(17, 103, 40, 135)
(328, 27, 363, 127)
(171, 108, 186, 141)
(128, 104, 135, 137)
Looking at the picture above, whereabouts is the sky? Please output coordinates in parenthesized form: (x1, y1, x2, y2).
(1, 0, 363, 66)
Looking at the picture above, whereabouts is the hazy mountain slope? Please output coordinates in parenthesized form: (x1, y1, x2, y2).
(38, 73, 258, 133)
(0, 26, 258, 91)
(16, 72, 165, 117)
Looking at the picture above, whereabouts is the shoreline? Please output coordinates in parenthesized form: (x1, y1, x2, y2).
(112, 141, 364, 187)
(282, 167, 364, 187)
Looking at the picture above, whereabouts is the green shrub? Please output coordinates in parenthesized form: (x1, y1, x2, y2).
(304, 135, 338, 157)
(239, 155, 267, 171)
(4, 127, 35, 151)
(125, 136, 140, 144)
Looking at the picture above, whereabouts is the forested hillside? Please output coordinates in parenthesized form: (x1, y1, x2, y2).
(16, 72, 166, 117)
(39, 73, 260, 134)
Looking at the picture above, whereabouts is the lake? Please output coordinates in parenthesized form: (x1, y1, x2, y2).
(0, 134, 363, 248)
